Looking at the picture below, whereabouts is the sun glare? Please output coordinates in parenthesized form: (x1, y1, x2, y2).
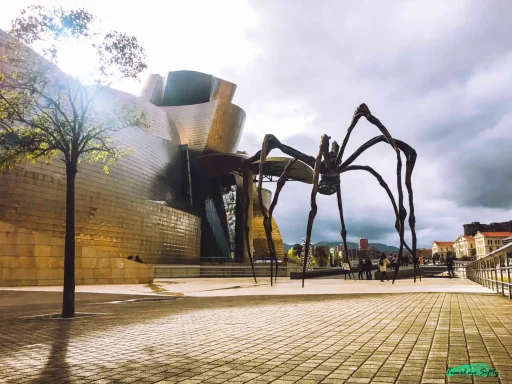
(54, 39, 101, 84)
(1, 0, 261, 96)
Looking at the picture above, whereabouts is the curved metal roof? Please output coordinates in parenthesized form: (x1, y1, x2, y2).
(198, 154, 313, 184)
(249, 157, 313, 184)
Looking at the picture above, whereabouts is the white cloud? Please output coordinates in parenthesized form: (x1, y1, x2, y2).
(3, 0, 512, 248)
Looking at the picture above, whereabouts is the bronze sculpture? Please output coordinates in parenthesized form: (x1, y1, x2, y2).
(242, 104, 418, 287)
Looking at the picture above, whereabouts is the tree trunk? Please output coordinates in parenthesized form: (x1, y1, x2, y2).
(62, 160, 77, 318)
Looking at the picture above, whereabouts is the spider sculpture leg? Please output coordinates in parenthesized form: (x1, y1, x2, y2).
(404, 148, 420, 282)
(256, 136, 277, 286)
(394, 152, 406, 283)
(246, 134, 316, 169)
(338, 135, 419, 283)
(362, 110, 407, 284)
(302, 135, 330, 288)
(339, 164, 414, 282)
(335, 183, 356, 281)
(335, 104, 411, 283)
(267, 158, 299, 282)
(256, 139, 294, 285)
(340, 166, 404, 247)
(256, 136, 273, 286)
(242, 164, 257, 283)
(244, 134, 316, 285)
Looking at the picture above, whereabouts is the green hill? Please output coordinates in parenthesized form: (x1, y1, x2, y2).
(283, 241, 399, 253)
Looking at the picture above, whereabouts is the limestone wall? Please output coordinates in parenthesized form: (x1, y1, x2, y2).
(0, 221, 153, 286)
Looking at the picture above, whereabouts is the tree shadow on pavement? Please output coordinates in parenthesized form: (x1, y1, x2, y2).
(34, 321, 72, 384)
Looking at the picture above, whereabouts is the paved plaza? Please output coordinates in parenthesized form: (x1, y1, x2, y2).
(1, 275, 495, 298)
(0, 279, 511, 383)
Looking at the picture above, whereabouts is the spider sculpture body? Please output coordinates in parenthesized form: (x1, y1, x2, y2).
(241, 104, 419, 287)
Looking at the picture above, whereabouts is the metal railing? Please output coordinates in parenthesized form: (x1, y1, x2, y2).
(466, 244, 512, 299)
(154, 264, 302, 279)
(420, 263, 468, 279)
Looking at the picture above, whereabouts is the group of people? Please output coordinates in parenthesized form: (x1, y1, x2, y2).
(357, 257, 375, 280)
(357, 252, 419, 282)
(127, 255, 143, 263)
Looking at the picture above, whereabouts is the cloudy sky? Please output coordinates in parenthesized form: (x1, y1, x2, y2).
(2, 0, 512, 248)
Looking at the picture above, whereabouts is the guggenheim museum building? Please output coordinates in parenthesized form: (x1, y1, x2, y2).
(0, 53, 314, 286)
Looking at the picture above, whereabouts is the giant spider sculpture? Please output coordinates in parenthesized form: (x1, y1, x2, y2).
(241, 103, 419, 287)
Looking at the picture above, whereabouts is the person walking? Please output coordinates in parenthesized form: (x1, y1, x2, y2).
(357, 258, 364, 280)
(365, 257, 373, 280)
(446, 254, 454, 278)
(379, 252, 390, 282)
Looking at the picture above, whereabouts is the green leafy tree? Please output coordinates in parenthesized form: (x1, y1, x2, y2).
(286, 248, 300, 265)
(292, 243, 302, 255)
(333, 249, 341, 267)
(314, 245, 329, 267)
(298, 239, 316, 269)
(0, 6, 148, 318)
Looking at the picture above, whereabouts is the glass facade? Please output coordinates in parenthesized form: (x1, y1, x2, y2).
(222, 185, 237, 258)
(204, 190, 231, 260)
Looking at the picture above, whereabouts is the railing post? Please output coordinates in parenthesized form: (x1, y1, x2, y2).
(482, 260, 490, 288)
(491, 259, 496, 292)
(483, 260, 488, 288)
(494, 258, 499, 294)
(490, 259, 493, 289)
(507, 253, 512, 300)
(499, 255, 504, 296)
(488, 260, 492, 290)
(487, 260, 492, 289)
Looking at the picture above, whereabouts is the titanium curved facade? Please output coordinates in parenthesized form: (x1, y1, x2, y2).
(142, 71, 245, 155)
(0, 39, 281, 286)
(0, 86, 202, 286)
(152, 71, 247, 261)
(162, 101, 245, 155)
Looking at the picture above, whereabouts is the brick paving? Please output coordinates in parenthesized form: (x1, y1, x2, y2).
(0, 292, 511, 383)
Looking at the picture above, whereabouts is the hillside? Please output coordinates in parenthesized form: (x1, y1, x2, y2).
(283, 241, 399, 253)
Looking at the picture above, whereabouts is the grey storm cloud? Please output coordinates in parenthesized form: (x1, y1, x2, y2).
(231, 0, 512, 247)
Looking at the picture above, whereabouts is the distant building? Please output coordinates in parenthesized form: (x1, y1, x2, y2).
(431, 241, 455, 259)
(341, 248, 358, 260)
(358, 238, 369, 250)
(412, 248, 430, 260)
(331, 243, 350, 254)
(504, 236, 512, 246)
(463, 221, 512, 236)
(474, 232, 512, 259)
(453, 236, 476, 259)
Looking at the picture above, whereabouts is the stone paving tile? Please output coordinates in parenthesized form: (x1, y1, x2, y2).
(0, 293, 510, 383)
